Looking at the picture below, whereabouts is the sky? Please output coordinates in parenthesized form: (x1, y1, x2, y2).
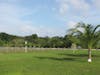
(0, 0, 100, 37)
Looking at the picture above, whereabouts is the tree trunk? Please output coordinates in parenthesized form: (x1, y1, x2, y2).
(88, 48, 92, 62)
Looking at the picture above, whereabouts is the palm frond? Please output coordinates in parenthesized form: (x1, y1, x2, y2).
(68, 22, 100, 49)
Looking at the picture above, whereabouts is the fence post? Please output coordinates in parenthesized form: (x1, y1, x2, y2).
(25, 41, 28, 53)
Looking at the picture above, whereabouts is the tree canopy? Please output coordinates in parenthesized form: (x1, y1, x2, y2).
(0, 33, 72, 48)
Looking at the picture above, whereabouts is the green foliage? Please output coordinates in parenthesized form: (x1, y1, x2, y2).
(9, 38, 25, 47)
(63, 35, 72, 48)
(0, 33, 72, 48)
(68, 23, 100, 49)
(96, 41, 100, 49)
(49, 36, 63, 48)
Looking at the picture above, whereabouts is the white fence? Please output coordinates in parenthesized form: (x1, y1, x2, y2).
(0, 47, 99, 53)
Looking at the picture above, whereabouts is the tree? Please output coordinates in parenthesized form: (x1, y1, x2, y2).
(63, 35, 72, 48)
(9, 38, 25, 47)
(68, 22, 100, 62)
(0, 32, 19, 46)
(25, 34, 38, 47)
(50, 36, 64, 48)
(37, 37, 51, 48)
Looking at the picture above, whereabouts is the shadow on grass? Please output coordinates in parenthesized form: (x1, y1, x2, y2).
(35, 52, 100, 62)
(35, 56, 75, 61)
(59, 53, 88, 57)
(59, 53, 100, 58)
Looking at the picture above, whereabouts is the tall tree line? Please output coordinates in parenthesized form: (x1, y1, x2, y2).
(0, 32, 72, 48)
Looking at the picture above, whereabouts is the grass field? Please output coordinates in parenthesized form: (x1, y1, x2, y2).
(0, 50, 100, 75)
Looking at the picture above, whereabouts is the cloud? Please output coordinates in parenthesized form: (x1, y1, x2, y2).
(0, 1, 41, 36)
(59, 3, 69, 15)
(92, 0, 100, 9)
(0, 0, 66, 37)
(69, 0, 90, 11)
(56, 0, 69, 15)
(0, 0, 99, 37)
(67, 21, 85, 33)
(67, 21, 77, 28)
(20, 24, 65, 37)
(56, 0, 90, 15)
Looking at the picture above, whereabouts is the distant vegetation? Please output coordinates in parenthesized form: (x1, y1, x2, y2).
(0, 32, 72, 48)
(0, 23, 100, 49)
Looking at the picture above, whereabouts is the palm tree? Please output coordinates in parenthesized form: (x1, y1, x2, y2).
(68, 22, 100, 62)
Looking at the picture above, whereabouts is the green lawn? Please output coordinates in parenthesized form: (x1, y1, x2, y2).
(0, 50, 100, 75)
